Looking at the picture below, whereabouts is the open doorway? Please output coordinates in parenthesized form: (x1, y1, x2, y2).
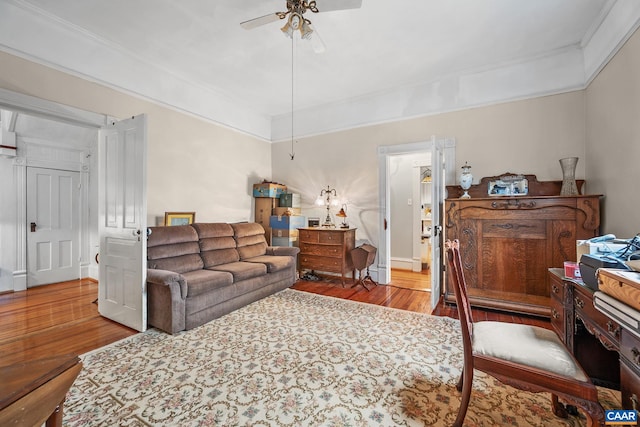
(378, 137, 456, 311)
(388, 152, 432, 291)
(0, 103, 101, 292)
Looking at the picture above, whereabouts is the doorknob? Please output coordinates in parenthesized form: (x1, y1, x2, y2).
(30, 222, 36, 232)
(133, 229, 141, 236)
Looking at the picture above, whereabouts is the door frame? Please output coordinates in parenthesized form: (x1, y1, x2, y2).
(0, 88, 106, 291)
(378, 137, 456, 310)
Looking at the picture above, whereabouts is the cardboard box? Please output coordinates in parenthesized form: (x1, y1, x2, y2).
(253, 182, 287, 198)
(255, 198, 278, 226)
(269, 215, 306, 230)
(279, 193, 301, 208)
(272, 207, 302, 216)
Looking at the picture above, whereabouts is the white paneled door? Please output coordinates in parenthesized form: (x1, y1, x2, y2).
(98, 114, 147, 332)
(430, 139, 445, 311)
(27, 167, 80, 287)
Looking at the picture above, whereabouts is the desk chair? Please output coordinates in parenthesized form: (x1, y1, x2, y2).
(445, 239, 604, 427)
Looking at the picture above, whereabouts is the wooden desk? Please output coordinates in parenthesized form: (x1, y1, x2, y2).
(0, 354, 82, 427)
(596, 268, 640, 411)
(549, 268, 620, 389)
(298, 227, 356, 285)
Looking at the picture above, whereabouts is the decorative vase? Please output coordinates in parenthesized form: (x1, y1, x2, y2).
(459, 162, 473, 199)
(559, 157, 579, 196)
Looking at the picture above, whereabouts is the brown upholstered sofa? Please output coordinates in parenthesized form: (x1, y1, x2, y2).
(146, 222, 299, 334)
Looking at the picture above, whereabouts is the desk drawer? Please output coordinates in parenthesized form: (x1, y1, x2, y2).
(620, 359, 640, 411)
(318, 231, 344, 244)
(550, 274, 566, 302)
(300, 243, 341, 258)
(574, 286, 620, 350)
(300, 255, 343, 273)
(621, 329, 640, 375)
(550, 294, 566, 341)
(299, 229, 319, 243)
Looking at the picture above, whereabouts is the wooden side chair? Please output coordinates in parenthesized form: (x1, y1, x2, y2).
(445, 240, 605, 427)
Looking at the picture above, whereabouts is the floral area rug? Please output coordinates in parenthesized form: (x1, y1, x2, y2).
(64, 289, 619, 426)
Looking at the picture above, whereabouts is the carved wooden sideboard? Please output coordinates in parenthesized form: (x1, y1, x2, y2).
(444, 174, 601, 316)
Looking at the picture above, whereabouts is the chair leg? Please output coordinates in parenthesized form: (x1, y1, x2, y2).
(453, 367, 473, 427)
(567, 398, 605, 427)
(551, 394, 568, 418)
(456, 371, 463, 392)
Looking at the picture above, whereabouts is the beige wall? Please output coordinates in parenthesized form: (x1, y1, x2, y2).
(0, 51, 271, 225)
(586, 28, 640, 237)
(272, 91, 587, 248)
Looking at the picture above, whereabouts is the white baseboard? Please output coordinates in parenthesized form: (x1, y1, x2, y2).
(13, 270, 27, 291)
(390, 257, 413, 271)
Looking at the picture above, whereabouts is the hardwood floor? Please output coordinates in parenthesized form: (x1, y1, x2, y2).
(0, 277, 550, 367)
(390, 268, 431, 291)
(0, 279, 136, 367)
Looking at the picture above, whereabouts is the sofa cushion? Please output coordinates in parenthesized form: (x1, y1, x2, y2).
(232, 222, 268, 260)
(147, 225, 203, 274)
(182, 269, 234, 298)
(209, 261, 267, 282)
(148, 225, 198, 248)
(150, 254, 204, 275)
(245, 255, 294, 273)
(193, 223, 241, 267)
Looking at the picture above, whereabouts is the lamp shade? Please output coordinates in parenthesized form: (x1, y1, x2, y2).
(336, 208, 347, 218)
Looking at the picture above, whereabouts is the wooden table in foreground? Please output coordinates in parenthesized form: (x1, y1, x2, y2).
(0, 354, 82, 427)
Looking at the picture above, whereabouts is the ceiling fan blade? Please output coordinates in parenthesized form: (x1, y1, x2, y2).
(309, 25, 326, 54)
(315, 0, 362, 12)
(240, 13, 281, 30)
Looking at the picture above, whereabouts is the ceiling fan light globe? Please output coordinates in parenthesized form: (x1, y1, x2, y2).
(280, 21, 293, 38)
(300, 20, 313, 39)
(290, 13, 301, 30)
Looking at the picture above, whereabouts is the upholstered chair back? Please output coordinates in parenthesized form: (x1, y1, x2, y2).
(192, 223, 240, 268)
(231, 222, 268, 260)
(147, 225, 203, 273)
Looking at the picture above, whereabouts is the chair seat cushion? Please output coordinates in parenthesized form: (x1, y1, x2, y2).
(473, 321, 588, 382)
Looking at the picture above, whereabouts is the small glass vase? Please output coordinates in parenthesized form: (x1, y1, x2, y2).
(559, 157, 579, 196)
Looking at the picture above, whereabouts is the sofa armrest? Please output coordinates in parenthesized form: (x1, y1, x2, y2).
(266, 246, 300, 257)
(146, 269, 187, 334)
(146, 269, 187, 298)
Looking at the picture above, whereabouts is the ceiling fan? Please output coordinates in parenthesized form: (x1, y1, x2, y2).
(240, 0, 362, 52)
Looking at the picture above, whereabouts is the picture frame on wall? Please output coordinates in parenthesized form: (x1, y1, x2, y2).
(164, 212, 195, 226)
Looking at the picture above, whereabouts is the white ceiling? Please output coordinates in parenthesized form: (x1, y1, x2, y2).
(1, 0, 639, 141)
